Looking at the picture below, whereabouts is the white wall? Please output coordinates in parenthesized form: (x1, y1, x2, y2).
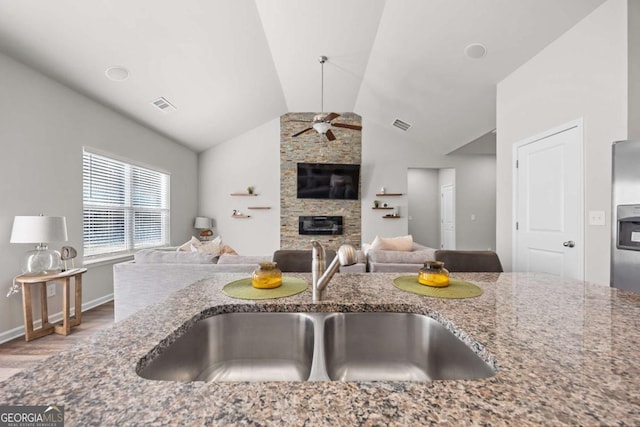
(496, 0, 628, 284)
(0, 53, 198, 341)
(362, 120, 496, 250)
(407, 168, 440, 247)
(198, 118, 280, 255)
(630, 0, 640, 139)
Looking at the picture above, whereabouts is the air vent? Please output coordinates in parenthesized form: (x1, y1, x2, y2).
(151, 97, 176, 113)
(392, 118, 411, 132)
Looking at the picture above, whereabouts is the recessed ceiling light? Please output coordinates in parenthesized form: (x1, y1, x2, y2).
(105, 66, 130, 82)
(464, 43, 487, 59)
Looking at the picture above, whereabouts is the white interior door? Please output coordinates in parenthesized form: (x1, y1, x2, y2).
(440, 184, 455, 249)
(514, 120, 584, 279)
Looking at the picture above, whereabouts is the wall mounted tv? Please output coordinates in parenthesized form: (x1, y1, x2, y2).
(297, 163, 360, 200)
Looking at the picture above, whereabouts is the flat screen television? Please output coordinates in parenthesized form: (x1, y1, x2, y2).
(297, 163, 360, 200)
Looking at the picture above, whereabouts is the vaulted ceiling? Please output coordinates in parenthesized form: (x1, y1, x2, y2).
(0, 0, 605, 153)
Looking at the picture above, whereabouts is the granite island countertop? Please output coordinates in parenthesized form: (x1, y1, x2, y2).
(2, 272, 640, 425)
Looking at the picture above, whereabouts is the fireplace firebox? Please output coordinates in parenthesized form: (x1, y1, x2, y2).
(298, 216, 343, 235)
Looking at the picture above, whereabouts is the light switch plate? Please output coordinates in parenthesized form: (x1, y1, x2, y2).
(588, 210, 606, 226)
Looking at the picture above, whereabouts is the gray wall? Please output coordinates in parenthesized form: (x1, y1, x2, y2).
(407, 168, 440, 248)
(0, 52, 198, 341)
(630, 0, 640, 139)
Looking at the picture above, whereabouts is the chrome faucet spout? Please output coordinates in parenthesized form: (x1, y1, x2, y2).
(311, 241, 357, 302)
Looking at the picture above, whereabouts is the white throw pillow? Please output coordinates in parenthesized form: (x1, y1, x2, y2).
(370, 235, 414, 251)
(191, 236, 223, 256)
(176, 236, 200, 252)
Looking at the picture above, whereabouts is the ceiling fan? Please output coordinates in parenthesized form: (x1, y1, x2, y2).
(291, 56, 362, 141)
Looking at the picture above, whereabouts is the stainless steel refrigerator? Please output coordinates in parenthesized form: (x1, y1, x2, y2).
(611, 140, 640, 292)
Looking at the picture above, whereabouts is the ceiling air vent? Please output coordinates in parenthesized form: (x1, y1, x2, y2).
(151, 97, 177, 113)
(392, 118, 411, 131)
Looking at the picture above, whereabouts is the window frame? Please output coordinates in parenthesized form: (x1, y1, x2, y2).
(82, 148, 171, 262)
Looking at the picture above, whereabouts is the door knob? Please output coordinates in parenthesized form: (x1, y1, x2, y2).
(563, 241, 575, 248)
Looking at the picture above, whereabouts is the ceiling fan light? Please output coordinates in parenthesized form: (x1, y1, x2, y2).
(313, 121, 331, 134)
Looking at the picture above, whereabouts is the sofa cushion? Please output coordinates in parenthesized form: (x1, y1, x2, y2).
(367, 247, 436, 264)
(370, 235, 413, 251)
(134, 249, 216, 264)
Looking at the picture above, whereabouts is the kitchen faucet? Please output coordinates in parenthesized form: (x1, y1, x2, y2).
(311, 240, 357, 302)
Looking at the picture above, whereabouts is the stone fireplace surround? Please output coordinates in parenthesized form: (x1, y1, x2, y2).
(280, 113, 362, 251)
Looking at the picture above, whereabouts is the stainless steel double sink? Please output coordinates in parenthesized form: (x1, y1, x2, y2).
(138, 312, 496, 382)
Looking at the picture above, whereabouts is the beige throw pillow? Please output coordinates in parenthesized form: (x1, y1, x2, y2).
(191, 236, 223, 256)
(370, 235, 414, 251)
(220, 245, 238, 255)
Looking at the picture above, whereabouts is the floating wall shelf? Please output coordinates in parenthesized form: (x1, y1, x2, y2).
(230, 193, 258, 197)
(232, 214, 251, 218)
(376, 193, 403, 197)
(248, 207, 271, 210)
(382, 215, 401, 219)
(372, 207, 394, 210)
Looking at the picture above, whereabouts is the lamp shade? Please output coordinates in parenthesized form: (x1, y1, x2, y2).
(194, 217, 213, 229)
(10, 216, 68, 243)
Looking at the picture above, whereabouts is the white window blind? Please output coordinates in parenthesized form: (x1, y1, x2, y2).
(82, 149, 170, 259)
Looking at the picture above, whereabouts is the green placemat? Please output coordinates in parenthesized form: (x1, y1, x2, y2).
(393, 276, 483, 299)
(222, 277, 308, 300)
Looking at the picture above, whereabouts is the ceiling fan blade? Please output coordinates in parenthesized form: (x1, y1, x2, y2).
(323, 112, 340, 122)
(325, 129, 336, 141)
(292, 127, 313, 137)
(333, 123, 362, 131)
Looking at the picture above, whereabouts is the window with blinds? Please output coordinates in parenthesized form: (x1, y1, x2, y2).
(82, 149, 170, 259)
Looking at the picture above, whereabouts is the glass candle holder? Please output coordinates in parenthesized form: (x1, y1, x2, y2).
(418, 261, 450, 287)
(252, 262, 283, 289)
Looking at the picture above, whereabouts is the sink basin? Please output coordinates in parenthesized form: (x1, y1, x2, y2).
(138, 312, 314, 382)
(323, 312, 495, 381)
(138, 311, 495, 382)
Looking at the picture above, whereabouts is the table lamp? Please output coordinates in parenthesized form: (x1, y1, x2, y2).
(10, 215, 68, 274)
(194, 216, 213, 239)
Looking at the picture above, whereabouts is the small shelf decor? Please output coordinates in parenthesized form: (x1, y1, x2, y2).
(232, 210, 251, 218)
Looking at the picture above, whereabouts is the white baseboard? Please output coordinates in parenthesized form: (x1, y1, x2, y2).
(0, 293, 114, 345)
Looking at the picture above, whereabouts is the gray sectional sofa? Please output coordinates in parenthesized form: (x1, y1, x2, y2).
(365, 242, 437, 272)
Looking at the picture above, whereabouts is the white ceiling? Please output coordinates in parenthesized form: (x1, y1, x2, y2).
(0, 0, 605, 153)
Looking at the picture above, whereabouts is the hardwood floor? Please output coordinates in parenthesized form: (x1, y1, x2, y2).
(0, 301, 114, 382)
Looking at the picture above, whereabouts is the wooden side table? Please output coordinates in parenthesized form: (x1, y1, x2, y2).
(15, 268, 87, 342)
